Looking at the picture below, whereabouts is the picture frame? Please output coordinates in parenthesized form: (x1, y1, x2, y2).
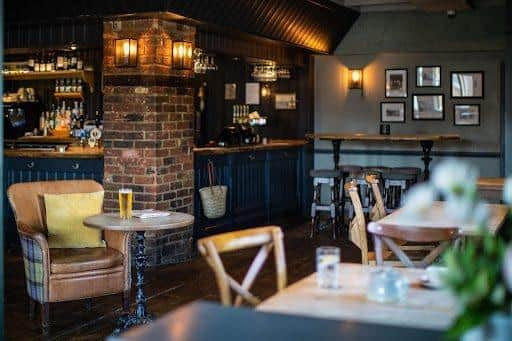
(275, 93, 296, 110)
(412, 94, 445, 120)
(224, 83, 237, 100)
(454, 104, 480, 126)
(416, 66, 441, 87)
(385, 69, 408, 98)
(451, 71, 484, 98)
(245, 82, 260, 104)
(380, 102, 405, 123)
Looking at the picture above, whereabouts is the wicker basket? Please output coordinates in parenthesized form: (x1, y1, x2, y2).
(199, 161, 227, 219)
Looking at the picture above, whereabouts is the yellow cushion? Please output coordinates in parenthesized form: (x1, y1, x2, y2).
(44, 191, 105, 248)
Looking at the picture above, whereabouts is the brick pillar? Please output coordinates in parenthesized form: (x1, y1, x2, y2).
(102, 18, 195, 265)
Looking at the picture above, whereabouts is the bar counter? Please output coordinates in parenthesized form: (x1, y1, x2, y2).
(4, 146, 104, 159)
(193, 139, 309, 155)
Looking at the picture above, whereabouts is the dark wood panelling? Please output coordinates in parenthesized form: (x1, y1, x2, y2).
(5, 0, 359, 53)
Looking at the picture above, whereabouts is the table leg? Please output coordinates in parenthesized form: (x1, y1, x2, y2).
(420, 140, 433, 180)
(112, 231, 153, 335)
(332, 140, 341, 170)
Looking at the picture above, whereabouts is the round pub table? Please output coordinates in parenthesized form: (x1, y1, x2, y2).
(84, 211, 194, 334)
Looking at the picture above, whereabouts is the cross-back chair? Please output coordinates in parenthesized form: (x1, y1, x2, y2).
(368, 222, 459, 268)
(365, 174, 387, 222)
(197, 226, 287, 307)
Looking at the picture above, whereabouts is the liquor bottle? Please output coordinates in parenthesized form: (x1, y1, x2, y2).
(79, 102, 85, 128)
(70, 53, 77, 71)
(55, 80, 59, 93)
(46, 53, 54, 72)
(56, 52, 64, 70)
(95, 110, 101, 128)
(63, 53, 68, 70)
(65, 79, 71, 92)
(77, 79, 83, 92)
(39, 111, 46, 132)
(71, 78, 77, 92)
(77, 52, 83, 70)
(27, 55, 35, 71)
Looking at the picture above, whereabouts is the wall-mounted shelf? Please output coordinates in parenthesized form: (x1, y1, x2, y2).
(3, 70, 95, 92)
(54, 92, 84, 100)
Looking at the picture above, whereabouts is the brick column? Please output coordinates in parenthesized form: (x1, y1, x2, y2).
(103, 18, 195, 265)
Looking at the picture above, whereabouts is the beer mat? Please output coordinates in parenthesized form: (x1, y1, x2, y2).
(132, 209, 171, 219)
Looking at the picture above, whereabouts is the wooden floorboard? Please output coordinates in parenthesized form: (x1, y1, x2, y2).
(4, 220, 361, 340)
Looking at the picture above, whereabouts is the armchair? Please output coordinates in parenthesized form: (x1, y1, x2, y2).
(7, 180, 132, 335)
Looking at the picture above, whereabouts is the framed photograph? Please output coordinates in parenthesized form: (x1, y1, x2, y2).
(412, 94, 444, 120)
(451, 71, 484, 98)
(381, 102, 405, 123)
(416, 66, 441, 87)
(245, 82, 260, 104)
(385, 69, 408, 98)
(454, 104, 480, 126)
(275, 93, 296, 110)
(224, 83, 236, 100)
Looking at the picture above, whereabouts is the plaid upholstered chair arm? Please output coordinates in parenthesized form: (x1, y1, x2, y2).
(17, 222, 50, 303)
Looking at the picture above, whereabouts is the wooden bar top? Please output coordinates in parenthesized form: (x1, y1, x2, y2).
(477, 177, 505, 191)
(193, 139, 309, 155)
(4, 146, 104, 159)
(307, 133, 461, 142)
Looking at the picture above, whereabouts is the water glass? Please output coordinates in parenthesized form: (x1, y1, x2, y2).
(367, 267, 409, 303)
(316, 246, 340, 289)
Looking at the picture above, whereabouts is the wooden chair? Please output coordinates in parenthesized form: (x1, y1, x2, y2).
(368, 222, 459, 268)
(197, 226, 287, 307)
(345, 181, 393, 265)
(365, 174, 387, 222)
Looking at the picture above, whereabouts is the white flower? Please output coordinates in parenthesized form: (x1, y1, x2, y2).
(472, 201, 490, 227)
(444, 196, 476, 224)
(431, 159, 478, 198)
(503, 245, 512, 293)
(403, 183, 437, 217)
(503, 176, 512, 205)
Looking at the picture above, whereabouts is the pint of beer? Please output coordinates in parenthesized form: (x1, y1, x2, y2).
(118, 188, 133, 219)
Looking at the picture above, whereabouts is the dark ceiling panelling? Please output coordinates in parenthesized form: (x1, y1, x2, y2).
(5, 0, 359, 54)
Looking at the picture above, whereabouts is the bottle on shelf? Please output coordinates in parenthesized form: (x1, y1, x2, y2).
(77, 52, 83, 70)
(77, 79, 83, 92)
(63, 52, 69, 70)
(56, 52, 64, 70)
(70, 53, 77, 71)
(27, 55, 35, 71)
(46, 53, 54, 72)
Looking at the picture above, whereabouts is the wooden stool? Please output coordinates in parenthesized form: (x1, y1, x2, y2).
(338, 165, 362, 229)
(310, 169, 343, 239)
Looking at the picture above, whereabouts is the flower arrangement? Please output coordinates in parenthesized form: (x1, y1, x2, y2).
(404, 159, 512, 339)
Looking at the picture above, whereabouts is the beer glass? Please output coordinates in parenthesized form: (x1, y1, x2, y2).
(118, 188, 133, 219)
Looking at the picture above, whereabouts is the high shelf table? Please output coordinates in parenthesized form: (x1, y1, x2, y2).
(84, 212, 194, 334)
(307, 133, 460, 179)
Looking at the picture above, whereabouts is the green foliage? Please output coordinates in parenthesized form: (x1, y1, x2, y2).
(442, 229, 510, 339)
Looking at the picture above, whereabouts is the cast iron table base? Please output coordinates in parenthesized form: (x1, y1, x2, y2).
(113, 231, 153, 335)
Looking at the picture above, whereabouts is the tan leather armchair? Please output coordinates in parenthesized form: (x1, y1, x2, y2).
(7, 180, 132, 335)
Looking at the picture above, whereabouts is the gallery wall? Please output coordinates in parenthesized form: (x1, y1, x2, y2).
(314, 5, 507, 176)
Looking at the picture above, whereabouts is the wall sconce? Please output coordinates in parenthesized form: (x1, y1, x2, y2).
(261, 84, 271, 98)
(172, 41, 193, 70)
(348, 68, 363, 89)
(115, 39, 138, 67)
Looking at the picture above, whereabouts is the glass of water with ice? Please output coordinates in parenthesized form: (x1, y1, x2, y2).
(316, 246, 340, 289)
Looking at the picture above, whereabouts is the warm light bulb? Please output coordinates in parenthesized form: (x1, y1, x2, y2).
(351, 70, 361, 82)
(123, 41, 130, 57)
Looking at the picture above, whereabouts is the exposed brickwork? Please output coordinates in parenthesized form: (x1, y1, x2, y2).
(103, 18, 195, 266)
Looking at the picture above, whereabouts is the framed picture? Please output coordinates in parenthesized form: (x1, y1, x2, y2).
(412, 94, 444, 120)
(381, 102, 405, 123)
(245, 82, 260, 104)
(224, 83, 236, 100)
(416, 66, 441, 87)
(385, 69, 408, 98)
(275, 93, 296, 110)
(451, 71, 484, 98)
(454, 104, 480, 126)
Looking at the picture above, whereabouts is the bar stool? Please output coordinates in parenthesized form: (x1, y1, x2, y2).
(382, 167, 421, 210)
(310, 169, 343, 239)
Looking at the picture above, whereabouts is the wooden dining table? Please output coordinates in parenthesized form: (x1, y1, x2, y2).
(257, 263, 457, 331)
(307, 133, 460, 179)
(375, 201, 508, 236)
(477, 177, 505, 203)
